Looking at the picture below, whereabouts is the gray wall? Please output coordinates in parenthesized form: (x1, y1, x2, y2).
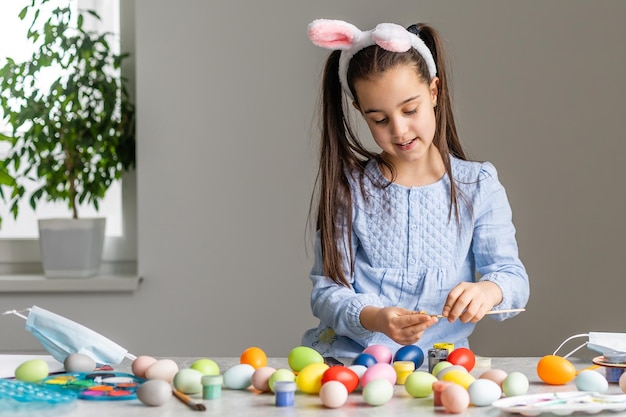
(3, 1, 625, 360)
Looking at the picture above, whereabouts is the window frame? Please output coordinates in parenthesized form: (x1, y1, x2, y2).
(0, 0, 136, 275)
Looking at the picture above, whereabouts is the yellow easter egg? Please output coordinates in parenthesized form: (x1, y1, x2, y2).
(440, 369, 476, 389)
(295, 363, 329, 394)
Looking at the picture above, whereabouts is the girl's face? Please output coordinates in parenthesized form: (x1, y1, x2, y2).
(353, 64, 439, 169)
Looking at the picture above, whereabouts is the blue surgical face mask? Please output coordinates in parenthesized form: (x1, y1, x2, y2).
(3, 306, 135, 365)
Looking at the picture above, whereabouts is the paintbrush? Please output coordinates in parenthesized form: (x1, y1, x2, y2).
(424, 308, 526, 318)
(172, 388, 206, 411)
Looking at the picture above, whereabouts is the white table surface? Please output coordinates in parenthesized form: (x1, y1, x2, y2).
(7, 356, 626, 417)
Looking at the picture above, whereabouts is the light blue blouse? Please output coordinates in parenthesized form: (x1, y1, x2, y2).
(301, 156, 529, 359)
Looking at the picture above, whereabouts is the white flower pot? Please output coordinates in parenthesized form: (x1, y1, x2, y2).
(38, 218, 106, 278)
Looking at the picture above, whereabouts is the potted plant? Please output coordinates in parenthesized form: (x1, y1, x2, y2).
(0, 0, 135, 278)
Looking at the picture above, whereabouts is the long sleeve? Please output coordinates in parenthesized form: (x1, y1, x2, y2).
(472, 162, 530, 319)
(309, 230, 384, 346)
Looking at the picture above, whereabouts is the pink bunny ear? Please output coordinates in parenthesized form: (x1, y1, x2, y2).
(372, 23, 412, 52)
(307, 19, 361, 50)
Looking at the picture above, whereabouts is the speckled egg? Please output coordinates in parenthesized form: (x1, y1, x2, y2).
(137, 379, 173, 406)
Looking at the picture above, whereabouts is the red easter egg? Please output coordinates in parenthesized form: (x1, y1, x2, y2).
(321, 366, 359, 394)
(447, 348, 476, 372)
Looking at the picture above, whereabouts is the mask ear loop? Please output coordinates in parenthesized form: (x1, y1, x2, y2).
(2, 308, 31, 320)
(553, 333, 589, 359)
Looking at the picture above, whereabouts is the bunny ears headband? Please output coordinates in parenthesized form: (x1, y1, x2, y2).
(307, 19, 437, 100)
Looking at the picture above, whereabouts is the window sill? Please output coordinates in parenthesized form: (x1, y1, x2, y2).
(0, 275, 142, 293)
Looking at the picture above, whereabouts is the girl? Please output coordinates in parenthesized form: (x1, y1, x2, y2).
(301, 19, 529, 359)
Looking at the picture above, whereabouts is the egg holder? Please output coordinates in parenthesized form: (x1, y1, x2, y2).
(41, 372, 145, 401)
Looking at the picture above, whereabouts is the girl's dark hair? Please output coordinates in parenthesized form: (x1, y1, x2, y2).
(310, 23, 466, 287)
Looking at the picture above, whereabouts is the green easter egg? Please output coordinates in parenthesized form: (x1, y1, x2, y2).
(405, 371, 438, 398)
(190, 358, 220, 375)
(15, 359, 49, 383)
(287, 346, 324, 372)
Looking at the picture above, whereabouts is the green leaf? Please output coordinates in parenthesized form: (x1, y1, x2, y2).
(0, 168, 15, 186)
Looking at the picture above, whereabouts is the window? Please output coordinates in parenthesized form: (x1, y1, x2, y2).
(0, 0, 135, 273)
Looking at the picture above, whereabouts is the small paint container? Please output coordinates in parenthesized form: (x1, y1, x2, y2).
(432, 381, 452, 407)
(201, 375, 223, 400)
(603, 353, 626, 383)
(428, 348, 449, 373)
(433, 342, 454, 354)
(274, 381, 296, 407)
(393, 361, 415, 385)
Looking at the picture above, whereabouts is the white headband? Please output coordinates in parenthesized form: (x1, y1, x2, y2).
(307, 19, 437, 101)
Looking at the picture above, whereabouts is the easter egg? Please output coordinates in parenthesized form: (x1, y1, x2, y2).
(240, 346, 267, 370)
(575, 370, 608, 393)
(352, 353, 377, 368)
(393, 345, 424, 369)
(405, 371, 438, 398)
(287, 346, 324, 372)
(437, 365, 469, 380)
(295, 362, 329, 394)
(190, 358, 220, 376)
(145, 359, 179, 383)
(136, 379, 173, 406)
(64, 353, 96, 373)
(360, 363, 396, 388)
(479, 368, 508, 387)
(223, 364, 255, 390)
(431, 360, 452, 377)
(321, 366, 359, 393)
(441, 383, 470, 413)
(536, 355, 576, 385)
(619, 372, 626, 393)
(363, 345, 392, 364)
(362, 378, 394, 406)
(132, 356, 158, 378)
(447, 347, 476, 372)
(440, 369, 476, 389)
(173, 368, 203, 394)
(468, 378, 502, 406)
(348, 365, 367, 389)
(502, 371, 529, 396)
(251, 366, 276, 392)
(268, 368, 296, 392)
(15, 359, 49, 383)
(319, 380, 349, 408)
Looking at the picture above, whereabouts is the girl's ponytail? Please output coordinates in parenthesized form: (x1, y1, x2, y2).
(314, 51, 375, 287)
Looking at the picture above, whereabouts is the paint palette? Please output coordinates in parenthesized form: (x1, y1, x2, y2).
(41, 372, 144, 401)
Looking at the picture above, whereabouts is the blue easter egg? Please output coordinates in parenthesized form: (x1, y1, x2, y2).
(352, 353, 377, 368)
(393, 345, 424, 369)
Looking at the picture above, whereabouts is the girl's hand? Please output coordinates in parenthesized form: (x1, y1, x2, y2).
(360, 306, 438, 345)
(442, 281, 503, 323)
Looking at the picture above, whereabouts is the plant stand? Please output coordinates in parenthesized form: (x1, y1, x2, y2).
(38, 218, 106, 278)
